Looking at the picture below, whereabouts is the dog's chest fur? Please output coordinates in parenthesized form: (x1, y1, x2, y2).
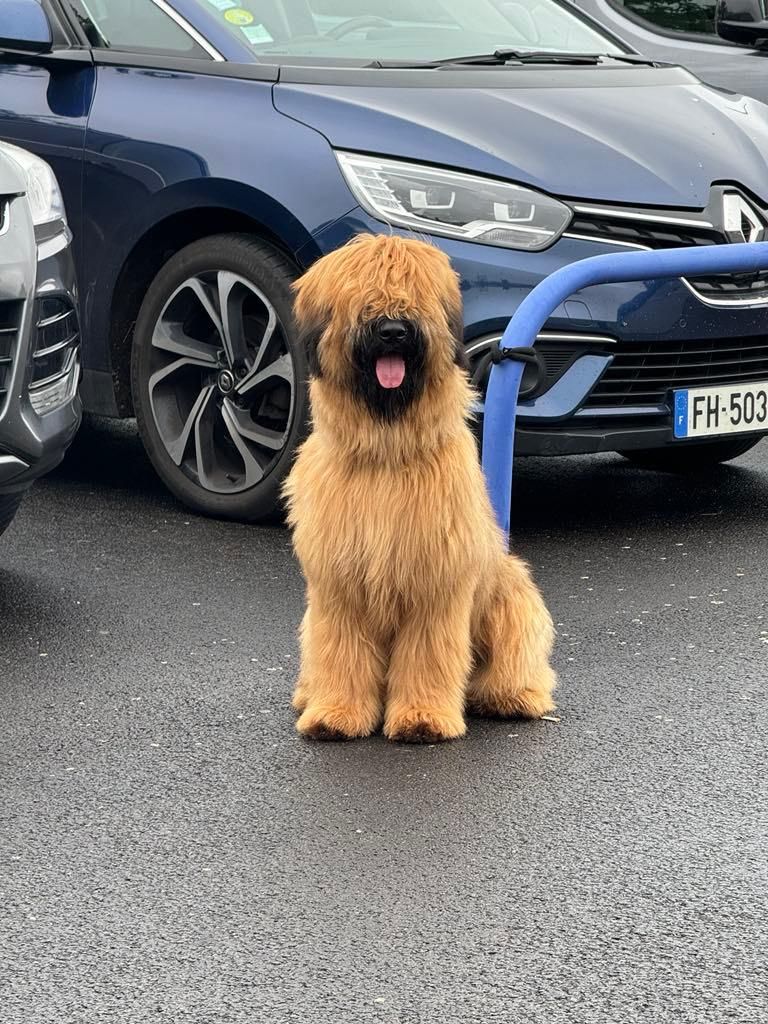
(286, 432, 493, 624)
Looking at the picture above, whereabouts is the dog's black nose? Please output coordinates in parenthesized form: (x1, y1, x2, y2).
(376, 318, 408, 344)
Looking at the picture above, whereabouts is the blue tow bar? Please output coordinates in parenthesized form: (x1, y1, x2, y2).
(481, 241, 768, 545)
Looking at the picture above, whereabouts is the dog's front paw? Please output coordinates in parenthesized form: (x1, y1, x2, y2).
(384, 706, 466, 744)
(296, 704, 378, 741)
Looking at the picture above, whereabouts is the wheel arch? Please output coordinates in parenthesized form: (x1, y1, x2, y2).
(104, 183, 314, 416)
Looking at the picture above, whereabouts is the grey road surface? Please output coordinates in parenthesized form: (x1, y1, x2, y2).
(1, 419, 766, 1024)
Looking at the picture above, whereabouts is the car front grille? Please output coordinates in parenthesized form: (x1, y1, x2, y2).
(685, 269, 768, 303)
(0, 300, 22, 413)
(569, 189, 768, 305)
(584, 335, 768, 409)
(31, 295, 79, 385)
(569, 213, 719, 251)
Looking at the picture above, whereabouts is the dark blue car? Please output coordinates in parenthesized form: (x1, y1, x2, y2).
(4, 0, 768, 520)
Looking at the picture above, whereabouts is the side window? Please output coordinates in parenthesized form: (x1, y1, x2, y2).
(617, 0, 716, 36)
(65, 0, 212, 57)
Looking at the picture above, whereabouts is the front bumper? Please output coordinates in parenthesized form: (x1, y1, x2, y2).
(0, 196, 81, 494)
(486, 413, 760, 456)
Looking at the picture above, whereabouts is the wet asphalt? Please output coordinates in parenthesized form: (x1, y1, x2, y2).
(1, 417, 766, 1024)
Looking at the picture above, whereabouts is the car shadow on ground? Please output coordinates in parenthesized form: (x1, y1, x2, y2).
(509, 448, 768, 538)
(48, 415, 166, 498)
(46, 415, 768, 536)
(0, 569, 71, 632)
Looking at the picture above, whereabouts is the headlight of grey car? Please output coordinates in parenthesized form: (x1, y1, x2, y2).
(0, 141, 67, 227)
(336, 152, 572, 251)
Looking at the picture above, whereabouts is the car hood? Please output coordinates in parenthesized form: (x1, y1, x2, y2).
(274, 66, 768, 208)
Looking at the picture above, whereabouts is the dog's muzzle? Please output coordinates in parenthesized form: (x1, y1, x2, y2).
(351, 317, 426, 420)
(373, 319, 408, 389)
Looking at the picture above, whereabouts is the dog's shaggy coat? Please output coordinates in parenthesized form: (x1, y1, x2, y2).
(284, 234, 556, 742)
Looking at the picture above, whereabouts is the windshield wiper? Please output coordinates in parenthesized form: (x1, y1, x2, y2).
(369, 49, 660, 69)
(370, 49, 602, 68)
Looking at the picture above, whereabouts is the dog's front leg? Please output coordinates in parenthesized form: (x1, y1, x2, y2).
(295, 591, 385, 741)
(384, 588, 474, 743)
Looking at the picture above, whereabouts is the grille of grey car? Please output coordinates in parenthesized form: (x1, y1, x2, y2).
(0, 300, 22, 413)
(31, 296, 79, 390)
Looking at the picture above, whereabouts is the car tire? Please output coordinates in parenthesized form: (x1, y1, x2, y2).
(131, 233, 307, 521)
(0, 491, 23, 538)
(619, 436, 762, 472)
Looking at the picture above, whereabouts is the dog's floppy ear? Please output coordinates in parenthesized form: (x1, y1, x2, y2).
(445, 296, 469, 371)
(292, 270, 327, 379)
(294, 310, 326, 379)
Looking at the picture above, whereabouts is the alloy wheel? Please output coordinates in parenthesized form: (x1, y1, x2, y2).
(147, 271, 295, 494)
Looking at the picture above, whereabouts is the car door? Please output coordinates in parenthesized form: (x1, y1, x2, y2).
(0, 1, 94, 265)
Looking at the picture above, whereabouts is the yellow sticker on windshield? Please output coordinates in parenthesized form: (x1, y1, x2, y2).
(224, 8, 254, 25)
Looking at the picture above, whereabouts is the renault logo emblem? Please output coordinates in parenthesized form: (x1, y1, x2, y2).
(722, 192, 764, 243)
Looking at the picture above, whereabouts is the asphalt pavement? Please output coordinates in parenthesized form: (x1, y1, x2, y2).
(1, 417, 767, 1024)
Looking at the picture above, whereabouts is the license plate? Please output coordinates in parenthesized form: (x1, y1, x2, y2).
(673, 380, 768, 439)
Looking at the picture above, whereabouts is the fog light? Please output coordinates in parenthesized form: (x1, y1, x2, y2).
(29, 354, 79, 414)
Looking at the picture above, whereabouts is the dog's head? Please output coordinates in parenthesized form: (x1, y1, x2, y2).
(293, 234, 467, 421)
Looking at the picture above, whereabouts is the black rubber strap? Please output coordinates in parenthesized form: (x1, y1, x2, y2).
(471, 340, 541, 390)
(490, 341, 539, 365)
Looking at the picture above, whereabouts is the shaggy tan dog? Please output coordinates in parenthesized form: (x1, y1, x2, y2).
(283, 234, 556, 742)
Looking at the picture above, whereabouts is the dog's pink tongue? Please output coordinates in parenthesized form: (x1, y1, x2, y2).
(375, 354, 406, 389)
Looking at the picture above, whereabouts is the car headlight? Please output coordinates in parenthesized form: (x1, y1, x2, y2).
(0, 142, 66, 227)
(336, 152, 572, 251)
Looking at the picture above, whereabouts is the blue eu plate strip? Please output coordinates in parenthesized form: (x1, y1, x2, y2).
(673, 390, 689, 439)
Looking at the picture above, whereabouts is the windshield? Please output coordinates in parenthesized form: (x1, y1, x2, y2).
(193, 0, 623, 62)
